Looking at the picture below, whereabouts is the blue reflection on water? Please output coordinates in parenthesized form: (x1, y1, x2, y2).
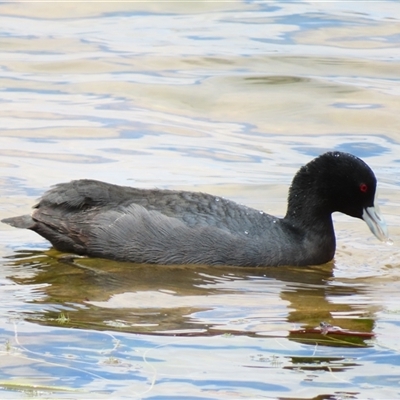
(0, 314, 399, 398)
(292, 135, 393, 158)
(187, 36, 223, 41)
(157, 377, 287, 392)
(336, 142, 388, 157)
(332, 102, 382, 109)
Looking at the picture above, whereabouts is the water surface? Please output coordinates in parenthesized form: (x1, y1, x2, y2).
(1, 1, 400, 398)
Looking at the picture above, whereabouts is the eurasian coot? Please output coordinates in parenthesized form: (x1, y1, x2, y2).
(2, 151, 388, 266)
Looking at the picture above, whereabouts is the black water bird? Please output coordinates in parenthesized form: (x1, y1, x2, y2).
(2, 152, 388, 267)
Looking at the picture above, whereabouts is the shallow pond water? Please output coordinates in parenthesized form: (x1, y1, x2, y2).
(1, 1, 400, 399)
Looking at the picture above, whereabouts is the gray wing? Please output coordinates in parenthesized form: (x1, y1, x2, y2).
(86, 203, 272, 266)
(36, 179, 279, 237)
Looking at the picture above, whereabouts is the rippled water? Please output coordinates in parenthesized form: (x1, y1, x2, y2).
(1, 1, 400, 399)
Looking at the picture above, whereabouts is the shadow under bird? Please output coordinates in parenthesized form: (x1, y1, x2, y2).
(2, 151, 389, 267)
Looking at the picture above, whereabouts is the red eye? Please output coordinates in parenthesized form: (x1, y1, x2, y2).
(360, 183, 368, 193)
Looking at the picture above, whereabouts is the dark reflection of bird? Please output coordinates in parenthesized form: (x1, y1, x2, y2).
(2, 151, 388, 267)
